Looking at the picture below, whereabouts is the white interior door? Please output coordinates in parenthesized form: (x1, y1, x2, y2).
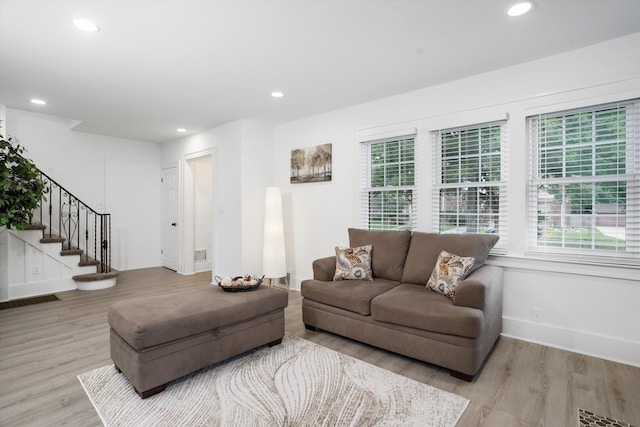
(162, 166, 178, 271)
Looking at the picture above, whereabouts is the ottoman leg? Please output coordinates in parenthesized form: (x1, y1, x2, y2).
(138, 384, 167, 399)
(267, 338, 282, 347)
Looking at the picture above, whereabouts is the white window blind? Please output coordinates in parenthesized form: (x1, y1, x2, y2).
(527, 99, 640, 265)
(431, 121, 508, 253)
(360, 135, 416, 230)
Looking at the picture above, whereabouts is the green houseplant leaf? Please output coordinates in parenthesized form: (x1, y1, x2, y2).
(0, 135, 48, 230)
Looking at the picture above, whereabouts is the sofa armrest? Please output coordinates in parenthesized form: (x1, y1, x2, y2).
(454, 265, 503, 311)
(312, 256, 337, 281)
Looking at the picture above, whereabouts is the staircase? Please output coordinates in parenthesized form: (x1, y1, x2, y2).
(26, 223, 119, 289)
(1, 166, 118, 300)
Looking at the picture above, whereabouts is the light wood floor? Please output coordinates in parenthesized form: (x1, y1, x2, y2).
(1, 267, 638, 427)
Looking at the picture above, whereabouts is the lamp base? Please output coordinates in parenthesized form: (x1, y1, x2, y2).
(265, 274, 290, 292)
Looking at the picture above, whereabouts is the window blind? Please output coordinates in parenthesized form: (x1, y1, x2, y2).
(431, 121, 508, 254)
(360, 134, 416, 230)
(527, 99, 640, 265)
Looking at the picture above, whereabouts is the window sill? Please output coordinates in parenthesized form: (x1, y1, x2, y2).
(485, 254, 640, 282)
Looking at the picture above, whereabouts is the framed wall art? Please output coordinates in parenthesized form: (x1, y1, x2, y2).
(290, 143, 332, 184)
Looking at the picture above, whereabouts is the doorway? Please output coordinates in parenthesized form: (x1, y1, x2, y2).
(182, 150, 215, 278)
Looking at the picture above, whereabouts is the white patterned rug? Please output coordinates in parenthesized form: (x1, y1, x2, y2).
(78, 335, 469, 426)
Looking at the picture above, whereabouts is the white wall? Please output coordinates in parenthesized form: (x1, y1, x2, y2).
(161, 119, 274, 278)
(273, 33, 640, 366)
(240, 120, 275, 275)
(5, 109, 162, 271)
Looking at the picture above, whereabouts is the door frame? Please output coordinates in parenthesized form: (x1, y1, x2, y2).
(180, 148, 218, 280)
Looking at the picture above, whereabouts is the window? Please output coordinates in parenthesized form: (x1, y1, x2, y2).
(360, 135, 416, 230)
(431, 121, 508, 253)
(527, 99, 640, 264)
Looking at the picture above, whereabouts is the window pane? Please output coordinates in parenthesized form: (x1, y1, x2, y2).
(539, 148, 564, 178)
(565, 146, 593, 176)
(386, 141, 399, 163)
(535, 182, 628, 252)
(368, 190, 413, 230)
(371, 165, 384, 187)
(481, 154, 500, 181)
(596, 143, 625, 175)
(371, 143, 384, 165)
(385, 164, 399, 186)
(439, 186, 500, 234)
(400, 162, 414, 186)
(460, 157, 479, 182)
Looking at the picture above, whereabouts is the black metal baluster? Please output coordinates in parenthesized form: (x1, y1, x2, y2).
(107, 214, 111, 272)
(67, 195, 71, 250)
(84, 207, 89, 263)
(76, 199, 80, 254)
(100, 215, 105, 273)
(93, 214, 97, 269)
(58, 188, 62, 246)
(48, 181, 53, 238)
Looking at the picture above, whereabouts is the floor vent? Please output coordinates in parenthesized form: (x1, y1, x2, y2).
(195, 249, 207, 261)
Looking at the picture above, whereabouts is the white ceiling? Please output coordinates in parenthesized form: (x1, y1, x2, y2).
(1, 0, 639, 143)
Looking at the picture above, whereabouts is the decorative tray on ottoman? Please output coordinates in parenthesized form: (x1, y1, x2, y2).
(215, 275, 263, 292)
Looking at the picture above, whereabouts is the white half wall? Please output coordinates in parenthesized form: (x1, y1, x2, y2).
(273, 33, 640, 367)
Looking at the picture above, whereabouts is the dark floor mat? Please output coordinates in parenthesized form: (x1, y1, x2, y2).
(0, 294, 59, 310)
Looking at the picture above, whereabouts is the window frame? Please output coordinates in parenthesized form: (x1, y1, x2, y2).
(360, 134, 417, 231)
(526, 99, 640, 265)
(431, 120, 509, 254)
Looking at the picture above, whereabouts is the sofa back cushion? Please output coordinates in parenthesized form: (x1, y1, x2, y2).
(401, 232, 499, 285)
(348, 228, 412, 282)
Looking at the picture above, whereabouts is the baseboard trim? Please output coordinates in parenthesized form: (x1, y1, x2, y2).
(502, 316, 640, 368)
(9, 278, 77, 301)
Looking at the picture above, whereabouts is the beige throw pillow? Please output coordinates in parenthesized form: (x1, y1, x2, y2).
(334, 245, 373, 281)
(426, 250, 474, 300)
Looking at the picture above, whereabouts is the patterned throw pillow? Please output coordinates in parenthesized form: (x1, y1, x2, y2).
(334, 245, 373, 281)
(426, 250, 475, 301)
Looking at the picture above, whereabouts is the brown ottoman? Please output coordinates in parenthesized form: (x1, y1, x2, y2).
(108, 285, 288, 398)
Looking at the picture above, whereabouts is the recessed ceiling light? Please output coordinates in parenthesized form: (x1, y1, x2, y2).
(271, 92, 284, 98)
(73, 18, 100, 32)
(507, 1, 533, 17)
(177, 128, 186, 133)
(30, 98, 46, 105)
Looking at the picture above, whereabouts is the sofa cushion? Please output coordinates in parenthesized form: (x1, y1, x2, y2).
(426, 250, 475, 301)
(348, 228, 412, 282)
(402, 232, 499, 285)
(334, 245, 373, 280)
(371, 284, 483, 339)
(301, 278, 400, 316)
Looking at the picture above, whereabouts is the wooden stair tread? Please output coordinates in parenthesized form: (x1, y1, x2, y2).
(61, 249, 83, 256)
(78, 259, 100, 266)
(41, 237, 65, 244)
(25, 224, 47, 230)
(72, 271, 119, 282)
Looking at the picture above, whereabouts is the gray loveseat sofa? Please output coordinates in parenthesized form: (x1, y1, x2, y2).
(301, 228, 503, 380)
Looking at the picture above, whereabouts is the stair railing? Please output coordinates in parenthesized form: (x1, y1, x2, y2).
(30, 169, 112, 274)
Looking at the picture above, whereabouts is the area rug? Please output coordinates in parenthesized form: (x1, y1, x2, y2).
(78, 335, 469, 427)
(578, 408, 635, 427)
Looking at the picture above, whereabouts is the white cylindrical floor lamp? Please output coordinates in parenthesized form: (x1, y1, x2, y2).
(263, 187, 288, 290)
